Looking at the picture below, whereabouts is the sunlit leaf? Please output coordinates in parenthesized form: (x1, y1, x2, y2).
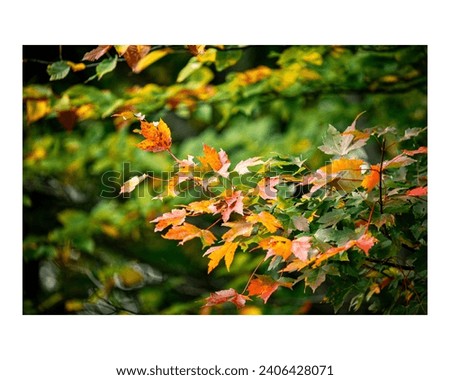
(95, 55, 118, 80)
(150, 209, 186, 232)
(204, 241, 238, 273)
(246, 211, 282, 233)
(66, 61, 86, 72)
(177, 57, 203, 82)
(134, 48, 172, 74)
(259, 236, 292, 260)
(361, 164, 381, 192)
(247, 275, 292, 303)
(291, 236, 312, 261)
(135, 118, 172, 152)
(122, 45, 151, 72)
(257, 177, 280, 200)
(120, 174, 148, 194)
(222, 220, 254, 242)
(26, 99, 51, 124)
(406, 186, 427, 197)
(233, 157, 264, 175)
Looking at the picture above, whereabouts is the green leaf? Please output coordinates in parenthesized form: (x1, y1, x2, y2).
(317, 209, 348, 228)
(177, 57, 203, 82)
(214, 49, 242, 72)
(96, 55, 118, 80)
(47, 61, 70, 81)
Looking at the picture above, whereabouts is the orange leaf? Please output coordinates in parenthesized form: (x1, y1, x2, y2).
(311, 158, 364, 193)
(383, 154, 415, 169)
(222, 220, 254, 242)
(354, 234, 378, 256)
(314, 241, 355, 267)
(259, 236, 292, 260)
(281, 258, 315, 273)
(200, 230, 217, 247)
(361, 164, 381, 192)
(26, 99, 51, 124)
(150, 209, 186, 232)
(403, 146, 427, 156)
(214, 190, 245, 222)
(204, 242, 238, 273)
(203, 288, 249, 308)
(135, 118, 172, 152)
(198, 144, 230, 177)
(246, 211, 282, 233)
(247, 275, 292, 304)
(82, 45, 112, 61)
(406, 186, 427, 197)
(162, 223, 202, 245)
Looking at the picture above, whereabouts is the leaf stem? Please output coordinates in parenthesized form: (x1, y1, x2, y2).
(378, 138, 386, 214)
(242, 258, 265, 294)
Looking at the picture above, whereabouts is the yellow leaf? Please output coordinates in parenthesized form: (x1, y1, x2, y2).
(114, 45, 130, 56)
(66, 61, 86, 72)
(302, 51, 323, 66)
(150, 209, 186, 232)
(204, 242, 238, 273)
(26, 99, 51, 124)
(222, 220, 254, 242)
(259, 236, 292, 260)
(185, 199, 216, 215)
(246, 211, 282, 233)
(133, 48, 172, 74)
(196, 48, 216, 63)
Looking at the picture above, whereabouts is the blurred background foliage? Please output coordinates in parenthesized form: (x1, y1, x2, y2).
(23, 45, 426, 314)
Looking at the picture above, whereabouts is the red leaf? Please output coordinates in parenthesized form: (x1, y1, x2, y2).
(203, 288, 249, 308)
(406, 186, 427, 197)
(354, 234, 378, 256)
(247, 275, 292, 304)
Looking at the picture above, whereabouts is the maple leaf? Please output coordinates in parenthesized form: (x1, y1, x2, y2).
(354, 234, 378, 256)
(311, 158, 364, 193)
(291, 236, 312, 261)
(361, 164, 381, 192)
(214, 190, 245, 222)
(203, 288, 249, 308)
(233, 157, 264, 175)
(247, 275, 293, 304)
(120, 174, 148, 194)
(281, 258, 315, 273)
(185, 199, 216, 215)
(314, 240, 355, 267)
(198, 144, 230, 178)
(319, 123, 368, 156)
(406, 187, 427, 197)
(162, 223, 202, 245)
(257, 177, 280, 200)
(222, 220, 254, 242)
(82, 45, 113, 61)
(259, 236, 292, 260)
(135, 119, 172, 152)
(203, 242, 238, 273)
(246, 211, 282, 233)
(150, 209, 186, 232)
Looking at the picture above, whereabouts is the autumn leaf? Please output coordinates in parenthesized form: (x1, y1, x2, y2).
(233, 157, 264, 175)
(314, 243, 353, 267)
(120, 174, 148, 194)
(121, 45, 151, 72)
(257, 177, 280, 200)
(281, 258, 315, 273)
(162, 223, 217, 247)
(291, 236, 312, 261)
(203, 288, 249, 308)
(150, 209, 186, 232)
(354, 234, 378, 256)
(403, 146, 427, 156)
(246, 211, 282, 233)
(185, 199, 216, 215)
(133, 48, 172, 74)
(198, 144, 230, 178)
(26, 99, 51, 124)
(361, 164, 381, 192)
(319, 124, 368, 156)
(247, 275, 292, 304)
(259, 236, 292, 260)
(406, 186, 427, 197)
(214, 190, 245, 222)
(82, 45, 112, 61)
(187, 45, 206, 56)
(135, 118, 172, 152)
(311, 158, 364, 193)
(203, 241, 238, 273)
(222, 220, 254, 242)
